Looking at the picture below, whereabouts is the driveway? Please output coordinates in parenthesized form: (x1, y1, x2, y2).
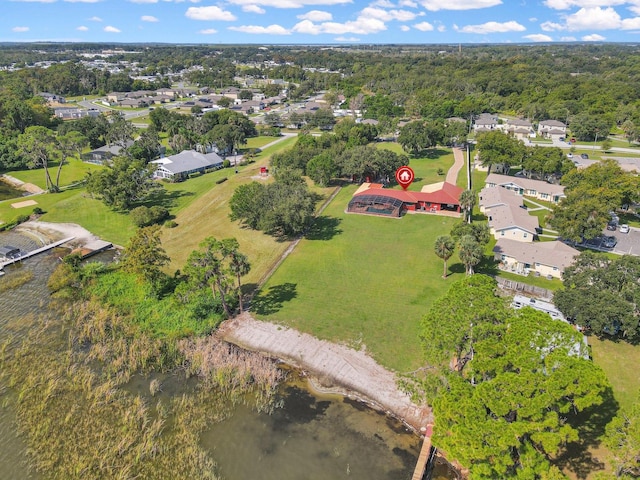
(609, 226, 640, 255)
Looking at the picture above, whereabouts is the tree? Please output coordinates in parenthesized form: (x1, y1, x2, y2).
(569, 113, 611, 142)
(17, 126, 57, 192)
(217, 96, 232, 108)
(306, 152, 337, 186)
(85, 156, 159, 210)
(55, 131, 88, 188)
(434, 235, 455, 279)
(336, 145, 407, 184)
(105, 112, 135, 152)
(397, 120, 442, 154)
(603, 391, 640, 478)
(451, 221, 490, 245)
(310, 108, 336, 130)
(457, 234, 483, 275)
(183, 237, 246, 318)
(476, 130, 526, 174)
(458, 189, 476, 224)
(229, 182, 267, 230)
(419, 275, 610, 479)
(121, 225, 170, 288)
(239, 89, 253, 100)
(554, 252, 640, 338)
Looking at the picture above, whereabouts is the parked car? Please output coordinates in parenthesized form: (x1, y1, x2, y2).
(580, 153, 589, 159)
(603, 236, 617, 248)
(607, 221, 618, 231)
(566, 153, 573, 158)
(619, 224, 630, 234)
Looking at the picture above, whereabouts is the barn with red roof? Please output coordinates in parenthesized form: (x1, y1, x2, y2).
(347, 181, 463, 218)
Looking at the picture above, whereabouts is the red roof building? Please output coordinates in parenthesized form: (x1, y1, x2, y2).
(347, 182, 463, 217)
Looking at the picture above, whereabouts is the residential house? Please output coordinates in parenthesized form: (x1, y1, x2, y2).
(473, 113, 499, 132)
(538, 120, 567, 140)
(38, 92, 65, 104)
(151, 150, 223, 181)
(54, 107, 101, 120)
(493, 238, 579, 279)
(82, 141, 133, 165)
(505, 118, 534, 140)
(486, 204, 539, 242)
(120, 97, 148, 108)
(485, 173, 565, 204)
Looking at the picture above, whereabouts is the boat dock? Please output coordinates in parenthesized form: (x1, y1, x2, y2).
(412, 424, 434, 480)
(0, 237, 75, 268)
(70, 239, 113, 259)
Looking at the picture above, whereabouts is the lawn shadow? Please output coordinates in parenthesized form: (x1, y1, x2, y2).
(251, 282, 297, 316)
(305, 215, 342, 241)
(476, 257, 500, 276)
(553, 386, 619, 479)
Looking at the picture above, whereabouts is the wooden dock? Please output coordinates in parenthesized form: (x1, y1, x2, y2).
(0, 237, 75, 269)
(412, 424, 434, 480)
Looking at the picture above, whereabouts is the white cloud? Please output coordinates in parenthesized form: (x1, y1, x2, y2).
(418, 0, 502, 11)
(297, 9, 332, 21)
(414, 21, 434, 31)
(437, 24, 446, 31)
(64, 0, 101, 3)
(399, 0, 418, 6)
(334, 36, 360, 41)
(540, 21, 563, 31)
(400, 24, 410, 31)
(524, 33, 553, 41)
(528, 17, 537, 22)
(130, 0, 158, 3)
(76, 25, 89, 31)
(621, 16, 640, 29)
(544, 0, 627, 9)
(360, 7, 418, 21)
(185, 6, 237, 20)
(454, 20, 526, 34)
(227, 0, 351, 8)
(560, 35, 576, 41)
(565, 7, 621, 30)
(243, 4, 266, 13)
(229, 24, 290, 34)
(198, 28, 217, 34)
(582, 33, 606, 40)
(89, 16, 102, 21)
(10, 0, 56, 3)
(104, 25, 121, 32)
(292, 16, 387, 34)
(141, 15, 159, 22)
(371, 0, 394, 6)
(12, 26, 30, 32)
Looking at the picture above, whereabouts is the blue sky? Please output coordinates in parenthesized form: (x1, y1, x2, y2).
(5, 0, 640, 44)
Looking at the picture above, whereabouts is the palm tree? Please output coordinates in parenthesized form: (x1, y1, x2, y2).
(225, 241, 251, 313)
(458, 235, 483, 276)
(434, 235, 456, 279)
(459, 189, 476, 224)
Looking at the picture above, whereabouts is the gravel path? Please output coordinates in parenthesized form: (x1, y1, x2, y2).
(218, 312, 433, 432)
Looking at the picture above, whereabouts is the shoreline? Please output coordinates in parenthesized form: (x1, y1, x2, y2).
(15, 220, 101, 249)
(217, 312, 433, 433)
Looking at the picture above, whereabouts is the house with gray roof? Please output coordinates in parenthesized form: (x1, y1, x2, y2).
(82, 141, 133, 165)
(538, 120, 567, 140)
(151, 150, 223, 181)
(485, 173, 565, 204)
(478, 185, 523, 213)
(486, 204, 539, 242)
(493, 238, 579, 279)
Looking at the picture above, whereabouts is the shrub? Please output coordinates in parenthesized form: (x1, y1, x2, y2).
(131, 206, 170, 227)
(222, 159, 231, 168)
(164, 220, 178, 228)
(16, 214, 30, 224)
(215, 177, 227, 185)
(32, 207, 44, 215)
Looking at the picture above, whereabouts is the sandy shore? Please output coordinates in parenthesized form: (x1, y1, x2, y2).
(218, 312, 433, 432)
(15, 220, 99, 248)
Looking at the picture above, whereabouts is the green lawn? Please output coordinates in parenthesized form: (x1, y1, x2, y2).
(6, 157, 102, 190)
(590, 337, 640, 411)
(376, 144, 455, 188)
(254, 184, 464, 372)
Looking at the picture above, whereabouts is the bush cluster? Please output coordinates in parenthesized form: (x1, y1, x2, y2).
(130, 205, 170, 228)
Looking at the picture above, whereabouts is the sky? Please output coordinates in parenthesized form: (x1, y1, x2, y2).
(5, 0, 640, 44)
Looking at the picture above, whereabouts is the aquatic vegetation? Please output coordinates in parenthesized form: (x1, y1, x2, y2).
(0, 270, 34, 293)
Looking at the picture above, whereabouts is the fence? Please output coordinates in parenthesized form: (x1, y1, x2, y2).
(494, 276, 554, 301)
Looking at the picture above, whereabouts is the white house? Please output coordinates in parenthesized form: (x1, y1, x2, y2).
(151, 150, 223, 181)
(537, 120, 567, 140)
(485, 173, 565, 204)
(493, 238, 579, 279)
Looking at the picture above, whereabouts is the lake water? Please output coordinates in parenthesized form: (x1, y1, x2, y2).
(0, 230, 457, 480)
(0, 180, 25, 202)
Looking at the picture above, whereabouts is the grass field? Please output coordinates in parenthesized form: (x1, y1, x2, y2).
(590, 336, 640, 411)
(254, 184, 464, 372)
(5, 157, 102, 190)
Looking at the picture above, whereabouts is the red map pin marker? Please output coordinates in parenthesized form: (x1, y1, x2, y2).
(395, 166, 415, 190)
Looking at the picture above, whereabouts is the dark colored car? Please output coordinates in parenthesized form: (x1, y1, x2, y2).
(603, 236, 617, 248)
(580, 153, 589, 159)
(607, 221, 618, 231)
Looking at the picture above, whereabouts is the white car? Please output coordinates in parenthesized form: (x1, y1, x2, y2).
(619, 224, 630, 234)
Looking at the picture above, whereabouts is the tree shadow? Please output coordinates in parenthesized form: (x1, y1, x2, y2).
(305, 215, 342, 241)
(448, 263, 466, 275)
(142, 188, 193, 209)
(476, 257, 500, 276)
(250, 282, 297, 316)
(553, 386, 619, 479)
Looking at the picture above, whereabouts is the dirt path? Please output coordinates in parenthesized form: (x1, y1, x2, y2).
(218, 312, 433, 432)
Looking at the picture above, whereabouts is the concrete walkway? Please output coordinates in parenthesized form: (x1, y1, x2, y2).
(446, 147, 466, 186)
